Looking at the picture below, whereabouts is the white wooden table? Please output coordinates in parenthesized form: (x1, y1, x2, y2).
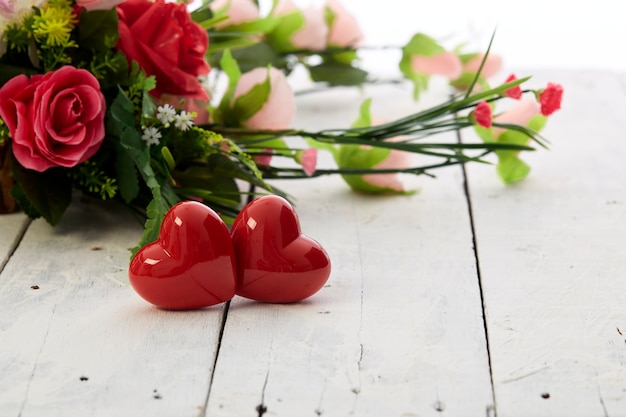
(1, 69, 625, 417)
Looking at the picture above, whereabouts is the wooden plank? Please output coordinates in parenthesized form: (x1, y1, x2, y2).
(466, 70, 626, 416)
(207, 85, 494, 416)
(0, 200, 224, 417)
(0, 212, 30, 272)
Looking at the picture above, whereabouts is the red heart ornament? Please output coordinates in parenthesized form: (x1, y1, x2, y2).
(129, 201, 237, 310)
(231, 195, 331, 303)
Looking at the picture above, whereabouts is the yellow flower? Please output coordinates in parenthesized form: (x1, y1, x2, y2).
(31, 1, 76, 47)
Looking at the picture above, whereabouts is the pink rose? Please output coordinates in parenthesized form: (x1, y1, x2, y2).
(211, 0, 259, 28)
(75, 0, 124, 11)
(411, 51, 463, 79)
(325, 0, 363, 48)
(116, 0, 210, 100)
(0, 66, 106, 172)
(273, 0, 327, 51)
(232, 67, 296, 130)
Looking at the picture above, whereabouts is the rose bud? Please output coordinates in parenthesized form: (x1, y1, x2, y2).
(232, 67, 296, 130)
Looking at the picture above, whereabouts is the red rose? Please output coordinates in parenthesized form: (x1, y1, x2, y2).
(116, 0, 210, 100)
(0, 66, 106, 172)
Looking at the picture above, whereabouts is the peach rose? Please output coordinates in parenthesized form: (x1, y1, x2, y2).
(325, 0, 363, 48)
(492, 98, 541, 138)
(411, 51, 463, 79)
(463, 53, 502, 78)
(232, 67, 295, 130)
(211, 0, 259, 28)
(360, 117, 412, 192)
(273, 0, 327, 51)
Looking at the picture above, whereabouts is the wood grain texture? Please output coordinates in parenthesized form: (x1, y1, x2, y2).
(0, 200, 225, 417)
(466, 70, 626, 417)
(206, 85, 494, 416)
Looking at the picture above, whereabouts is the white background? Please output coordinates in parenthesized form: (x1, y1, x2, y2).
(286, 0, 626, 72)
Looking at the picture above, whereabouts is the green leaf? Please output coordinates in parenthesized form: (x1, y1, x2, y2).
(308, 62, 367, 86)
(266, 10, 304, 52)
(449, 71, 490, 92)
(306, 137, 338, 158)
(212, 49, 241, 125)
(115, 143, 139, 204)
(109, 89, 178, 254)
(399, 33, 445, 100)
(191, 6, 216, 26)
(118, 127, 174, 255)
(10, 183, 41, 220)
(218, 42, 285, 73)
(336, 144, 390, 171)
(231, 68, 271, 122)
(109, 87, 136, 132)
(245, 137, 291, 156)
(208, 35, 259, 54)
(10, 156, 72, 225)
(496, 152, 531, 184)
(220, 16, 280, 35)
(174, 162, 241, 207)
(402, 33, 446, 57)
(79, 9, 119, 50)
(220, 49, 242, 91)
(352, 98, 373, 128)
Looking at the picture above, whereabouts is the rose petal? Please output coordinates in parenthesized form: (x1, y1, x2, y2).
(492, 98, 541, 138)
(464, 54, 503, 78)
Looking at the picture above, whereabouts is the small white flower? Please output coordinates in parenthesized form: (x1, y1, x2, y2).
(156, 104, 177, 125)
(141, 126, 162, 146)
(174, 111, 194, 131)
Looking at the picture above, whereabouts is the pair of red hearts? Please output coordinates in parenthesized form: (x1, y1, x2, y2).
(128, 195, 331, 310)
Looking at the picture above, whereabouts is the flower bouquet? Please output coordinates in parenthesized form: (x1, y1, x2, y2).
(0, 0, 563, 254)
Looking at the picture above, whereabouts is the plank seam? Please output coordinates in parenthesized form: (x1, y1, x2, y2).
(455, 127, 498, 416)
(0, 217, 31, 276)
(202, 300, 231, 417)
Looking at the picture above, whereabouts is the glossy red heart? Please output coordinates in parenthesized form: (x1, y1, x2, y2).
(129, 201, 237, 310)
(231, 195, 331, 303)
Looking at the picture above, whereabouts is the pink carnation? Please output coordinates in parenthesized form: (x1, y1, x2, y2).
(539, 83, 563, 116)
(300, 148, 317, 176)
(504, 73, 522, 99)
(473, 101, 492, 129)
